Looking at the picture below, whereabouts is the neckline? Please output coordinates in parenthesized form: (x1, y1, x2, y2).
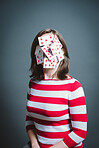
(42, 75, 72, 81)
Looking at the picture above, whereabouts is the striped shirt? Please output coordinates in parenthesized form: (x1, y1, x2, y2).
(25, 75, 87, 148)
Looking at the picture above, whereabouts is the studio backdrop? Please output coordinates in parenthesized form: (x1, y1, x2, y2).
(0, 0, 99, 147)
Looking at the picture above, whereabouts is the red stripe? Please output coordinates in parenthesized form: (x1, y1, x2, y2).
(72, 81, 82, 91)
(70, 114, 87, 122)
(33, 117, 71, 126)
(72, 128, 87, 139)
(26, 115, 34, 121)
(30, 82, 72, 91)
(36, 129, 70, 138)
(29, 80, 32, 88)
(63, 134, 77, 147)
(29, 95, 68, 104)
(69, 97, 86, 107)
(26, 125, 35, 132)
(40, 143, 53, 148)
(26, 115, 71, 126)
(27, 106, 69, 117)
(30, 79, 81, 91)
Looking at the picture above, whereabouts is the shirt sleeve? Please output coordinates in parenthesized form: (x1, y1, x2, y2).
(63, 79, 87, 148)
(25, 80, 35, 132)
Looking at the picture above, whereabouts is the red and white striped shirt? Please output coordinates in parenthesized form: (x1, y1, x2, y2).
(25, 76, 87, 148)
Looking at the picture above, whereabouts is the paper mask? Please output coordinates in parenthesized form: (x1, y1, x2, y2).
(35, 46, 44, 64)
(35, 34, 64, 68)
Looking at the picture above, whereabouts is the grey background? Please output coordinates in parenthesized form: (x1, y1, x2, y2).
(0, 0, 99, 147)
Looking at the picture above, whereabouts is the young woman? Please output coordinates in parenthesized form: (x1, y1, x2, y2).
(25, 29, 87, 148)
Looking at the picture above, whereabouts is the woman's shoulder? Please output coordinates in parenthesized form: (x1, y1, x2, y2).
(28, 78, 35, 88)
(67, 75, 83, 91)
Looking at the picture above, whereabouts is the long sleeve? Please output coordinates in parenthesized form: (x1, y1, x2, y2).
(25, 80, 35, 132)
(63, 80, 87, 148)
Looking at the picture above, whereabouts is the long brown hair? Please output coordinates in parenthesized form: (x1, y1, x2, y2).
(30, 28, 69, 81)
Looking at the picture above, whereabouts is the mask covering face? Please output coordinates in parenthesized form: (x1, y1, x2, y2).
(35, 34, 64, 68)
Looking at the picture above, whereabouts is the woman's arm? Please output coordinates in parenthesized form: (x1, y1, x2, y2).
(62, 80, 87, 147)
(27, 129, 40, 148)
(26, 109, 40, 148)
(51, 80, 87, 148)
(26, 80, 40, 148)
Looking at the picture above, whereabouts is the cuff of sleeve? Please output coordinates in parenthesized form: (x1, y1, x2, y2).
(26, 125, 35, 132)
(63, 134, 77, 148)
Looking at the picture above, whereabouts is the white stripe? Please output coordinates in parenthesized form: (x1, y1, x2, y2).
(27, 100, 68, 111)
(69, 105, 86, 114)
(69, 131, 84, 143)
(34, 122, 71, 132)
(26, 111, 32, 117)
(25, 121, 34, 126)
(71, 121, 87, 131)
(30, 88, 68, 98)
(27, 87, 31, 95)
(37, 134, 63, 144)
(27, 111, 70, 121)
(32, 78, 75, 85)
(74, 142, 82, 147)
(69, 87, 85, 100)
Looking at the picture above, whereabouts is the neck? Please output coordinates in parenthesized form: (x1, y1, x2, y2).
(43, 68, 58, 79)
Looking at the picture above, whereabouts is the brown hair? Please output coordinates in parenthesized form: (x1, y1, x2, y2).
(30, 28, 69, 81)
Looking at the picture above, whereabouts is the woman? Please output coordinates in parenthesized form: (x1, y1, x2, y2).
(25, 28, 87, 148)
